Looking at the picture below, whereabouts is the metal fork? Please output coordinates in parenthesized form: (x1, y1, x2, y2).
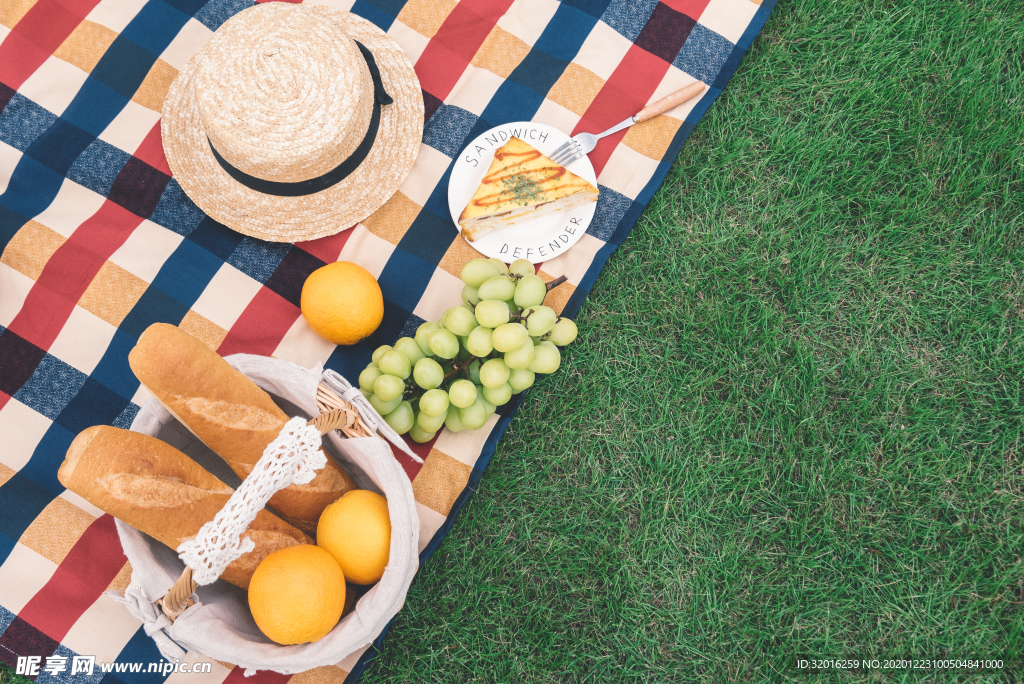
(550, 81, 706, 167)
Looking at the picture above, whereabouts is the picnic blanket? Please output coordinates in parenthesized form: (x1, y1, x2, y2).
(0, 0, 776, 681)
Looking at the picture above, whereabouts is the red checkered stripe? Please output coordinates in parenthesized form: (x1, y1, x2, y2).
(0, 0, 532, 680)
(0, 0, 282, 678)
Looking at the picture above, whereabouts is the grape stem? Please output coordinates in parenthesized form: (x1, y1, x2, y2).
(545, 275, 568, 290)
(506, 274, 565, 290)
(467, 276, 566, 313)
(443, 355, 476, 381)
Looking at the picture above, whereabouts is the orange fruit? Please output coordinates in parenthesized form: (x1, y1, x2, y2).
(300, 262, 383, 345)
(248, 544, 345, 645)
(317, 490, 391, 585)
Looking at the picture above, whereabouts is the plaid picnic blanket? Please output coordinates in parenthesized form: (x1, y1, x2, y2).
(0, 0, 775, 681)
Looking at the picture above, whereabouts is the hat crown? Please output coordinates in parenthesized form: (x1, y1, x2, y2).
(194, 4, 374, 183)
(256, 48, 298, 99)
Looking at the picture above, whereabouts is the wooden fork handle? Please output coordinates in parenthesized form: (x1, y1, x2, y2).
(634, 82, 706, 123)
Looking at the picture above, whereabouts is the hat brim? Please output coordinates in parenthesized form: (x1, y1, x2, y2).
(161, 8, 424, 243)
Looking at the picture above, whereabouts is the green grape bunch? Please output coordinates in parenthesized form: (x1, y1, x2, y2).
(356, 258, 580, 443)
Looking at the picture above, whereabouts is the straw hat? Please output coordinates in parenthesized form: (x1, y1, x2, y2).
(161, 3, 424, 243)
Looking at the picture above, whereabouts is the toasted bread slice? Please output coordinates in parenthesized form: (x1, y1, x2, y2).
(459, 137, 599, 241)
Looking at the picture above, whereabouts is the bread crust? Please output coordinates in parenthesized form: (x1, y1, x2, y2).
(58, 426, 312, 589)
(128, 324, 355, 534)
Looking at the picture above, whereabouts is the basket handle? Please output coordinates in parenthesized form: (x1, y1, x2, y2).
(314, 384, 375, 439)
(156, 385, 367, 620)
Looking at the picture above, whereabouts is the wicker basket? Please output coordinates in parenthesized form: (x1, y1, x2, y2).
(113, 354, 419, 675)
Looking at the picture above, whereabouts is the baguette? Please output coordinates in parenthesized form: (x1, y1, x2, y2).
(58, 426, 312, 589)
(128, 323, 355, 535)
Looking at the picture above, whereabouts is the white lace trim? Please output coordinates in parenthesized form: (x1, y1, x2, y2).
(177, 417, 326, 585)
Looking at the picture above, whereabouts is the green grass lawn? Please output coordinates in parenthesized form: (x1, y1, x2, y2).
(4, 1, 1022, 683)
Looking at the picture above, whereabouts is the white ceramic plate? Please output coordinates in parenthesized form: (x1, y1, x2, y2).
(447, 121, 597, 264)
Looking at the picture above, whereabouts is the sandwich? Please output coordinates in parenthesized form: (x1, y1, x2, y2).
(459, 137, 599, 241)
